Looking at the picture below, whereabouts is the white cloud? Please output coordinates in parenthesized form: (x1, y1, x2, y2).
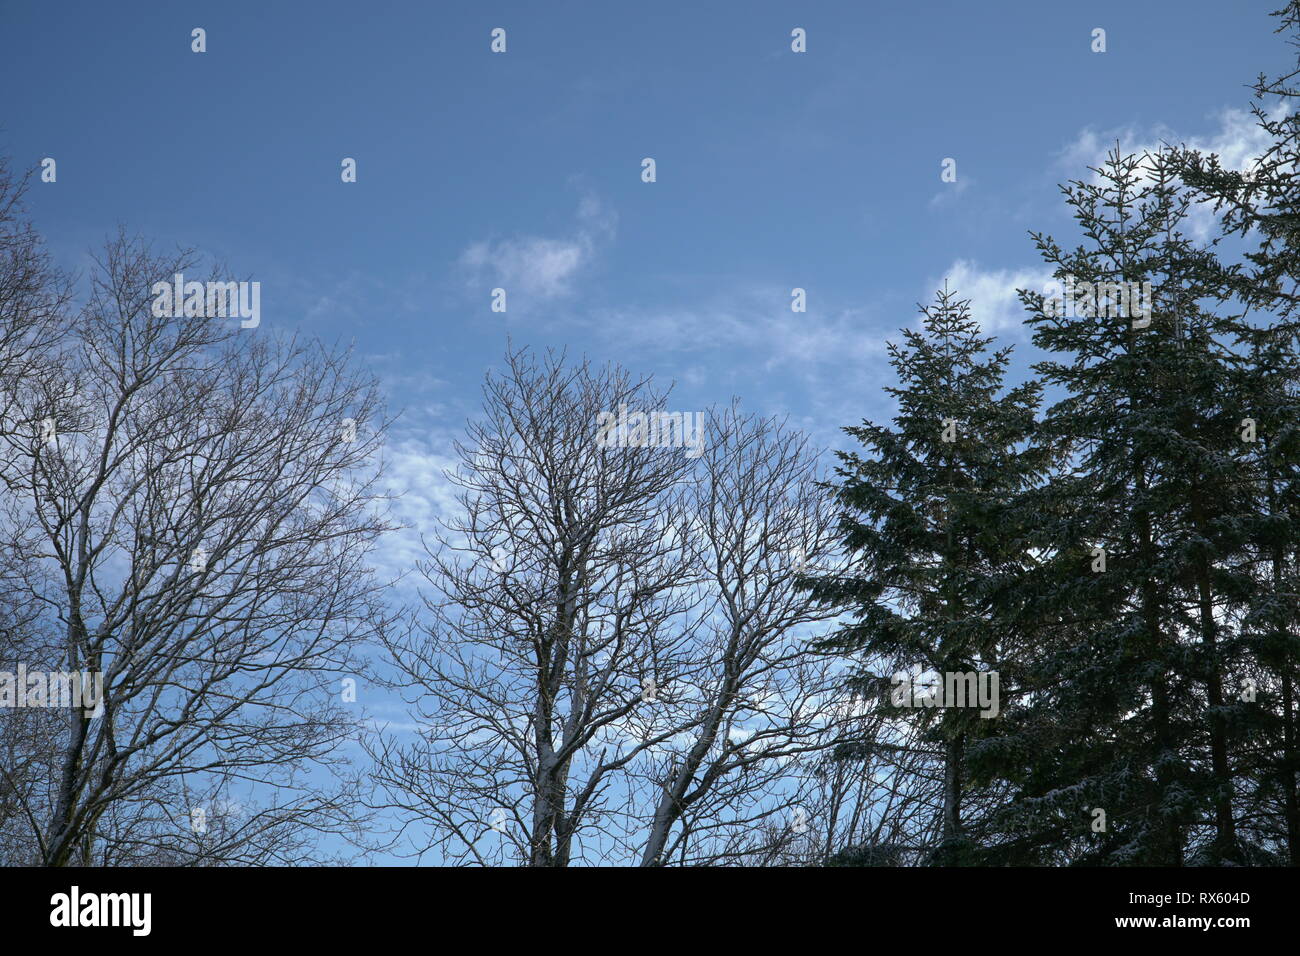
(929, 175, 971, 209)
(1057, 101, 1293, 240)
(583, 286, 891, 370)
(1060, 103, 1286, 178)
(927, 260, 1054, 335)
(458, 193, 616, 300)
(376, 431, 462, 587)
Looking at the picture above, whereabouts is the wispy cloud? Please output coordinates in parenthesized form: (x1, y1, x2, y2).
(377, 431, 462, 587)
(458, 192, 617, 301)
(929, 174, 972, 209)
(579, 285, 892, 371)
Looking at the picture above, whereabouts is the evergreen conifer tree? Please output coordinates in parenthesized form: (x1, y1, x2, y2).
(981, 148, 1255, 864)
(807, 286, 1047, 864)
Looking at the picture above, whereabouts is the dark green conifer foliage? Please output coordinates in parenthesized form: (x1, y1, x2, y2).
(979, 148, 1258, 865)
(1173, 3, 1300, 863)
(1177, 1, 1300, 324)
(806, 286, 1047, 864)
(1229, 324, 1300, 863)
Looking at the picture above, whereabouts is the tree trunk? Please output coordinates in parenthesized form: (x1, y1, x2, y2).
(942, 731, 963, 845)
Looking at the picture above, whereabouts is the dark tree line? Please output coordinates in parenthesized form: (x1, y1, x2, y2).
(806, 2, 1300, 866)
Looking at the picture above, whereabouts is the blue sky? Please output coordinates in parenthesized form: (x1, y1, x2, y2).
(2, 0, 1291, 860)
(4, 3, 1286, 446)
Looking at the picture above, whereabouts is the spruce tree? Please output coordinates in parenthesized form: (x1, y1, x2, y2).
(980, 148, 1255, 865)
(1231, 324, 1300, 863)
(806, 285, 1047, 864)
(1174, 2, 1300, 862)
(1177, 0, 1300, 324)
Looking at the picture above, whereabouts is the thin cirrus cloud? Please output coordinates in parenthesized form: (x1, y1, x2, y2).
(929, 173, 971, 209)
(581, 287, 892, 371)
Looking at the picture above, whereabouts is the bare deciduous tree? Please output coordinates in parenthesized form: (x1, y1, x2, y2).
(372, 349, 700, 865)
(0, 223, 395, 865)
(0, 158, 69, 415)
(371, 349, 850, 866)
(635, 402, 844, 865)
